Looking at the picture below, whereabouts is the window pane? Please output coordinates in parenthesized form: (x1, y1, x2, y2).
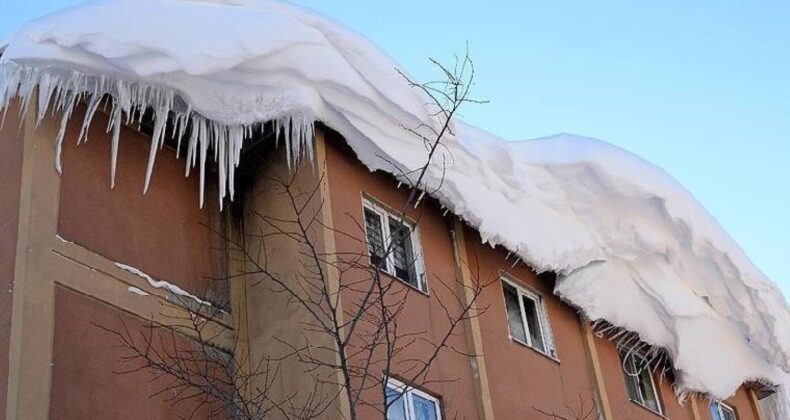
(709, 403, 723, 420)
(711, 403, 736, 420)
(522, 296, 545, 352)
(412, 394, 439, 420)
(386, 387, 407, 420)
(721, 406, 736, 420)
(637, 366, 660, 412)
(365, 209, 385, 267)
(621, 352, 643, 403)
(389, 217, 417, 286)
(503, 283, 527, 343)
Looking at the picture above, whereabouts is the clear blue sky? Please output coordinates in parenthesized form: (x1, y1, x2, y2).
(2, 1, 788, 295)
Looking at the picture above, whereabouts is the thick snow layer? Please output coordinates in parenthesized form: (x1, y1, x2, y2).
(1, 0, 788, 405)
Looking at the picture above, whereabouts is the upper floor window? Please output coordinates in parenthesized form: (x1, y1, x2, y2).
(619, 349, 663, 415)
(501, 277, 556, 358)
(710, 401, 737, 420)
(363, 198, 426, 292)
(386, 378, 442, 420)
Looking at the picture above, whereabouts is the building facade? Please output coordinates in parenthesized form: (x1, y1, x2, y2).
(0, 97, 771, 420)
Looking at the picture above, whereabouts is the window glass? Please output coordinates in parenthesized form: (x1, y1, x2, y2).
(386, 387, 407, 420)
(620, 350, 662, 414)
(623, 355, 642, 403)
(710, 402, 737, 420)
(389, 217, 417, 285)
(503, 282, 527, 343)
(412, 394, 438, 420)
(386, 379, 442, 420)
(365, 208, 385, 267)
(363, 199, 426, 292)
(637, 366, 660, 412)
(502, 279, 556, 356)
(522, 295, 545, 352)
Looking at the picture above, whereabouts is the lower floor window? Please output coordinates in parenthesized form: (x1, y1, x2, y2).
(386, 378, 442, 420)
(710, 401, 737, 420)
(619, 349, 663, 414)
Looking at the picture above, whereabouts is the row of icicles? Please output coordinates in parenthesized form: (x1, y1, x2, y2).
(0, 62, 316, 209)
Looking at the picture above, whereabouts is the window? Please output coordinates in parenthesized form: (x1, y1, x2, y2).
(710, 402, 737, 420)
(619, 349, 662, 414)
(386, 378, 442, 420)
(363, 198, 425, 291)
(501, 277, 556, 357)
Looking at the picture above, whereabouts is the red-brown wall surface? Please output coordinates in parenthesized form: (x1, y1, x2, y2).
(50, 285, 226, 419)
(595, 333, 694, 420)
(48, 106, 230, 418)
(322, 130, 765, 420)
(324, 135, 483, 418)
(0, 99, 24, 417)
(58, 105, 227, 303)
(462, 228, 601, 420)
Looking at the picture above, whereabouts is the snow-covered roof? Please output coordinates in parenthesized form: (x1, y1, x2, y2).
(1, 0, 788, 404)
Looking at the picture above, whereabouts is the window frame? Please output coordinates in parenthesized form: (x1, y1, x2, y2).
(619, 349, 664, 415)
(362, 197, 426, 292)
(710, 401, 737, 420)
(386, 377, 442, 420)
(500, 276, 557, 358)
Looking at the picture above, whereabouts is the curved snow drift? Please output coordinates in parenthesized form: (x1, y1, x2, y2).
(0, 0, 788, 402)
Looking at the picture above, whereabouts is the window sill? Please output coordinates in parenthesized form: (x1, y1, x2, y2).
(376, 268, 430, 297)
(509, 336, 560, 364)
(629, 399, 665, 418)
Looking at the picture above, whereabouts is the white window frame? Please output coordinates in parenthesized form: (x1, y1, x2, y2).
(710, 401, 737, 420)
(362, 197, 426, 292)
(620, 349, 663, 415)
(386, 377, 442, 420)
(501, 276, 557, 358)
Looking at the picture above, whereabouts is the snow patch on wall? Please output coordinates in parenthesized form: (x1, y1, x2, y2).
(0, 0, 788, 406)
(127, 286, 150, 297)
(115, 262, 209, 306)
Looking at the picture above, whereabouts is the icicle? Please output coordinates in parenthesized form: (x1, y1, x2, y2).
(218, 124, 227, 210)
(414, 190, 426, 208)
(36, 73, 56, 124)
(143, 107, 168, 194)
(78, 93, 102, 145)
(110, 106, 122, 188)
(198, 119, 208, 208)
(54, 90, 78, 174)
(185, 118, 199, 177)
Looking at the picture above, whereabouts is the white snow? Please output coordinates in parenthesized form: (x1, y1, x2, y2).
(0, 0, 788, 407)
(115, 262, 210, 306)
(127, 286, 150, 297)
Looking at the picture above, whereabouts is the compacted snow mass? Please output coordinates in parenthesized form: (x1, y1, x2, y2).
(1, 0, 788, 412)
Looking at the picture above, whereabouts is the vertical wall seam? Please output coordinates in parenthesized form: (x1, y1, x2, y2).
(450, 218, 495, 420)
(580, 319, 613, 420)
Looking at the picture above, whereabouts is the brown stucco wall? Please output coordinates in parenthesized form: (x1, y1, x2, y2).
(324, 134, 482, 418)
(716, 387, 760, 420)
(461, 227, 601, 420)
(594, 334, 693, 419)
(321, 128, 766, 420)
(50, 284, 226, 419)
(237, 138, 350, 419)
(57, 105, 227, 304)
(594, 332, 761, 420)
(0, 99, 24, 416)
